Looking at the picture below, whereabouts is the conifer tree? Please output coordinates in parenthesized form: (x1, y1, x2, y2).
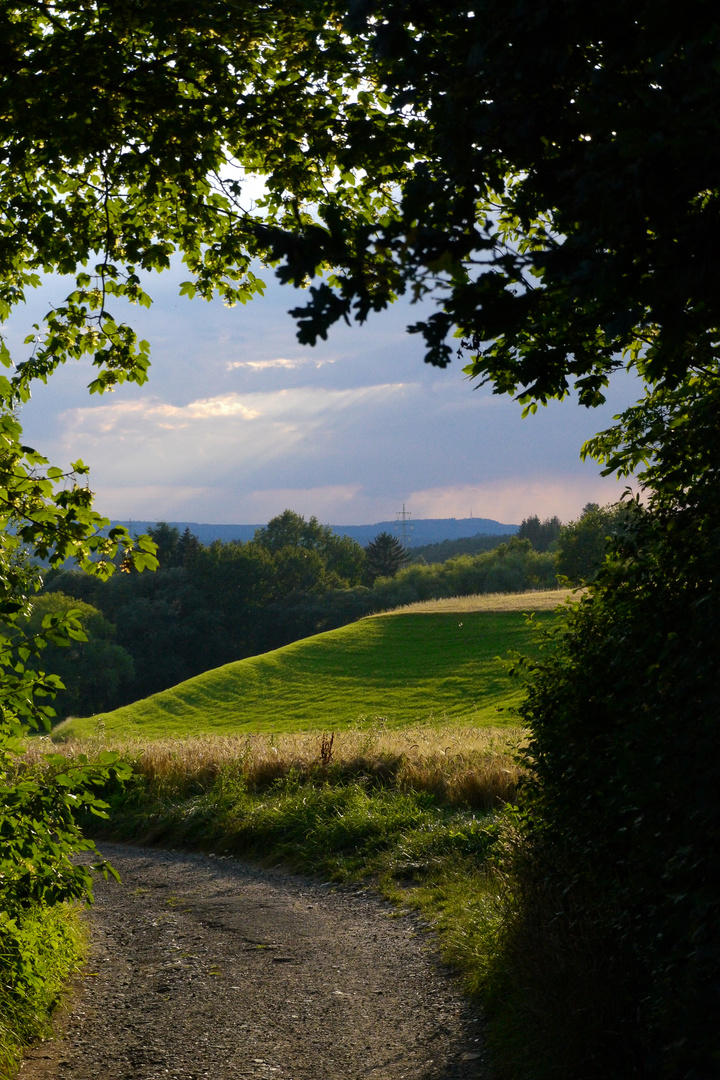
(365, 532, 409, 582)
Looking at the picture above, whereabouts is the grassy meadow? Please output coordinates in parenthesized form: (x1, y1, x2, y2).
(54, 591, 568, 741)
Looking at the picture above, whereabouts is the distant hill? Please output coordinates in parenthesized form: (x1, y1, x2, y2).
(110, 516, 518, 548)
(327, 517, 518, 546)
(110, 521, 262, 545)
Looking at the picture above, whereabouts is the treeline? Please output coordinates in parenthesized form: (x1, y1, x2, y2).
(409, 532, 515, 562)
(405, 515, 564, 564)
(40, 512, 367, 713)
(370, 538, 556, 608)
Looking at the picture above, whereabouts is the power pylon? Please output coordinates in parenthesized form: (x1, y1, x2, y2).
(394, 503, 413, 547)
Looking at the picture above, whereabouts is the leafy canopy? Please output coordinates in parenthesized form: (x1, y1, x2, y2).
(0, 3, 715, 414)
(268, 1, 720, 418)
(0, 0, 413, 398)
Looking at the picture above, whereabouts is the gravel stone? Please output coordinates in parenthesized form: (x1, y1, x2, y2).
(19, 843, 491, 1080)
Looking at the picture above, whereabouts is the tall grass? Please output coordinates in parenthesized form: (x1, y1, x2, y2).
(35, 724, 525, 810)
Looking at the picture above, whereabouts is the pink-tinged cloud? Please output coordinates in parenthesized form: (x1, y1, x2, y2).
(407, 476, 639, 525)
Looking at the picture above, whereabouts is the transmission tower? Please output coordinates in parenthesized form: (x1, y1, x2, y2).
(394, 503, 413, 547)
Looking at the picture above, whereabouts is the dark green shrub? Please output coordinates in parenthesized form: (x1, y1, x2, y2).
(493, 377, 720, 1077)
(555, 502, 631, 584)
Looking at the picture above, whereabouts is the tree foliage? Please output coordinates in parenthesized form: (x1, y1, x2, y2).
(364, 531, 409, 582)
(1, 2, 718, 477)
(254, 510, 367, 586)
(369, 537, 556, 608)
(554, 502, 630, 584)
(0, 413, 143, 1057)
(260, 2, 720, 413)
(20, 593, 135, 717)
(1, 2, 715, 425)
(0, 0, 411, 398)
(409, 532, 510, 563)
(516, 516, 561, 554)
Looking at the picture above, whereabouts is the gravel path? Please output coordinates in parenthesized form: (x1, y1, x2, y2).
(20, 844, 490, 1080)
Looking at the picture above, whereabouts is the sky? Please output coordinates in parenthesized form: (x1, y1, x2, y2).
(9, 263, 641, 527)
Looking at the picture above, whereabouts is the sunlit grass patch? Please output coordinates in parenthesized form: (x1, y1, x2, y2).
(53, 605, 557, 741)
(35, 723, 525, 809)
(375, 587, 575, 615)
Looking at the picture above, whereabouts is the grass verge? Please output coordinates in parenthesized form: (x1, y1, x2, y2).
(0, 903, 86, 1080)
(37, 726, 520, 1014)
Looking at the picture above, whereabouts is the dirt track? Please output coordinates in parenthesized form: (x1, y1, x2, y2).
(20, 843, 490, 1080)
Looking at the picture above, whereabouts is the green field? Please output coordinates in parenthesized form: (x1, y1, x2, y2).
(54, 607, 557, 741)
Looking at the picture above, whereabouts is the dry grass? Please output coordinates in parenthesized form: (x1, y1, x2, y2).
(29, 724, 527, 811)
(378, 588, 578, 615)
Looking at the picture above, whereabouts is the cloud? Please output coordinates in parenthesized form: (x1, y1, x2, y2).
(226, 357, 336, 371)
(156, 396, 261, 421)
(241, 485, 363, 521)
(55, 384, 410, 499)
(407, 475, 638, 525)
(41, 377, 640, 526)
(14, 261, 648, 532)
(60, 385, 403, 437)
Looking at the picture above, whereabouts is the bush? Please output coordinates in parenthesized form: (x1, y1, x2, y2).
(490, 378, 720, 1077)
(0, 903, 86, 1078)
(20, 593, 135, 719)
(369, 539, 557, 610)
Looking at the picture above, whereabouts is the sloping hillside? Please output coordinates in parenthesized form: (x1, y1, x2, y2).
(55, 594, 563, 740)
